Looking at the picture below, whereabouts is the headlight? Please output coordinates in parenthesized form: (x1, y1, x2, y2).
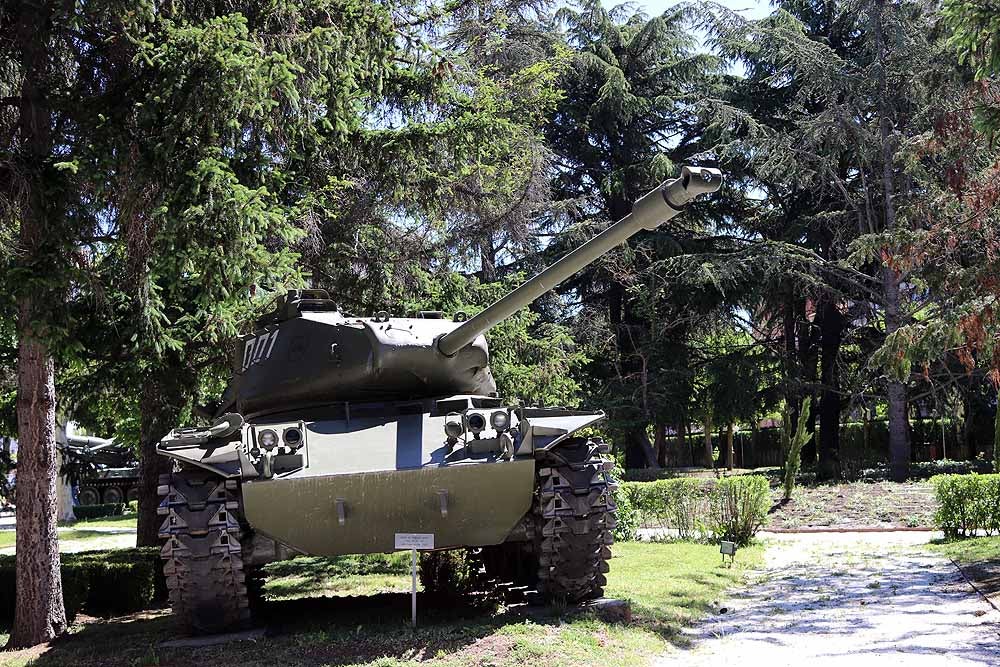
(283, 427, 303, 448)
(490, 411, 509, 431)
(258, 429, 279, 450)
(467, 412, 486, 434)
(444, 414, 464, 439)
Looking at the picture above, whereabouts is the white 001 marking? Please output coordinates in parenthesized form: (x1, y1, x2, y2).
(242, 330, 279, 371)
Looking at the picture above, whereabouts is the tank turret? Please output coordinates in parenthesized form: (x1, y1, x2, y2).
(223, 166, 722, 418)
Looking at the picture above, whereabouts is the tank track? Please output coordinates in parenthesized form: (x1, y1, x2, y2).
(534, 438, 616, 601)
(158, 468, 252, 634)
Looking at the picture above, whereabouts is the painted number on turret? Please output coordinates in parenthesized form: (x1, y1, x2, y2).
(242, 330, 279, 372)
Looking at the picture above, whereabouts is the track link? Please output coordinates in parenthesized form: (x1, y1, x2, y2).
(158, 468, 251, 634)
(534, 438, 616, 601)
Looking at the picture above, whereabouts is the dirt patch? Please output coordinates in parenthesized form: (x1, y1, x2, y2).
(958, 560, 1000, 606)
(767, 481, 935, 530)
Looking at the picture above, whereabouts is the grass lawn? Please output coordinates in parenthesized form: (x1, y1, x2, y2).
(926, 536, 1000, 604)
(926, 536, 1000, 564)
(62, 512, 140, 530)
(0, 541, 762, 667)
(0, 513, 138, 554)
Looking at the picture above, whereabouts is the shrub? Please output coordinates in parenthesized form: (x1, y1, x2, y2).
(612, 481, 638, 541)
(127, 500, 139, 513)
(620, 468, 678, 483)
(622, 478, 714, 539)
(73, 503, 126, 520)
(709, 475, 770, 546)
(932, 473, 1000, 538)
(783, 397, 813, 500)
(418, 550, 478, 598)
(0, 547, 164, 626)
(994, 391, 1000, 474)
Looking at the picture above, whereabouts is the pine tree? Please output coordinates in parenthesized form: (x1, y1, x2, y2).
(704, 0, 967, 480)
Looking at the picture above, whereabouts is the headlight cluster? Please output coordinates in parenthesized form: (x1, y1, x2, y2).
(442, 410, 511, 440)
(255, 427, 303, 452)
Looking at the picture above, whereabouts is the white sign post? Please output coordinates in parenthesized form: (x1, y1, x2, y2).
(395, 533, 434, 627)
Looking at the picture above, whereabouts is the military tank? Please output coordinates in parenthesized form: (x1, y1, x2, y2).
(62, 435, 140, 506)
(156, 166, 723, 633)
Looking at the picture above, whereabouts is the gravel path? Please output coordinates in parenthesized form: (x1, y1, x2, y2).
(656, 532, 1000, 666)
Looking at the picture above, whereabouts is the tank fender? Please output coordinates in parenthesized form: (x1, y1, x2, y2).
(157, 439, 245, 478)
(516, 408, 605, 454)
(157, 414, 248, 478)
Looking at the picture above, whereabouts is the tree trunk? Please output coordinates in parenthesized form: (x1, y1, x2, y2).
(8, 0, 66, 648)
(798, 314, 819, 465)
(136, 366, 189, 547)
(686, 422, 695, 467)
(9, 302, 66, 648)
(817, 299, 844, 480)
(702, 413, 714, 468)
(676, 417, 687, 469)
(724, 423, 734, 471)
(874, 0, 910, 481)
(654, 422, 667, 468)
(623, 426, 658, 470)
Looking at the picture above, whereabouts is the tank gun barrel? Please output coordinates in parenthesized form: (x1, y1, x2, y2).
(436, 166, 723, 357)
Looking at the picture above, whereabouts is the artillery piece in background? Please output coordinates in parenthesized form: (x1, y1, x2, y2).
(157, 166, 723, 633)
(62, 434, 139, 506)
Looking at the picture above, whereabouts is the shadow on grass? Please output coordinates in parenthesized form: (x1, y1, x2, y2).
(16, 589, 584, 667)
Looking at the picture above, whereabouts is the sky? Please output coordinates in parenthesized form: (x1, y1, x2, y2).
(603, 0, 773, 21)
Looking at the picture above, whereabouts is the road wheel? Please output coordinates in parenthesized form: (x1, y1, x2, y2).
(102, 487, 123, 504)
(78, 487, 100, 506)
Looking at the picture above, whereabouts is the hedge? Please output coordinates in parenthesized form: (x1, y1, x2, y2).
(620, 475, 770, 545)
(932, 474, 1000, 538)
(621, 417, 971, 477)
(73, 503, 127, 520)
(0, 548, 166, 626)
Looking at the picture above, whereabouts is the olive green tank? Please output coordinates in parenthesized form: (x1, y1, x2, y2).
(156, 166, 723, 633)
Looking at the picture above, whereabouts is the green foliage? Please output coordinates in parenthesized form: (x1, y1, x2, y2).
(623, 478, 712, 540)
(404, 271, 589, 406)
(932, 474, 1000, 538)
(0, 548, 164, 626)
(994, 389, 1000, 474)
(623, 475, 770, 545)
(710, 476, 771, 546)
(417, 550, 478, 598)
(72, 503, 127, 521)
(612, 481, 639, 542)
(783, 397, 814, 500)
(943, 0, 1000, 80)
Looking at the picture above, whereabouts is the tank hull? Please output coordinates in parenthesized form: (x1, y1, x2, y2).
(242, 459, 534, 556)
(159, 396, 605, 559)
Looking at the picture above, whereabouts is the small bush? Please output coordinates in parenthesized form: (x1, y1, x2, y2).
(612, 482, 638, 541)
(127, 500, 139, 513)
(932, 473, 1000, 538)
(0, 547, 164, 626)
(624, 479, 712, 540)
(783, 397, 813, 500)
(620, 468, 678, 483)
(709, 475, 770, 546)
(418, 550, 478, 598)
(73, 503, 126, 520)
